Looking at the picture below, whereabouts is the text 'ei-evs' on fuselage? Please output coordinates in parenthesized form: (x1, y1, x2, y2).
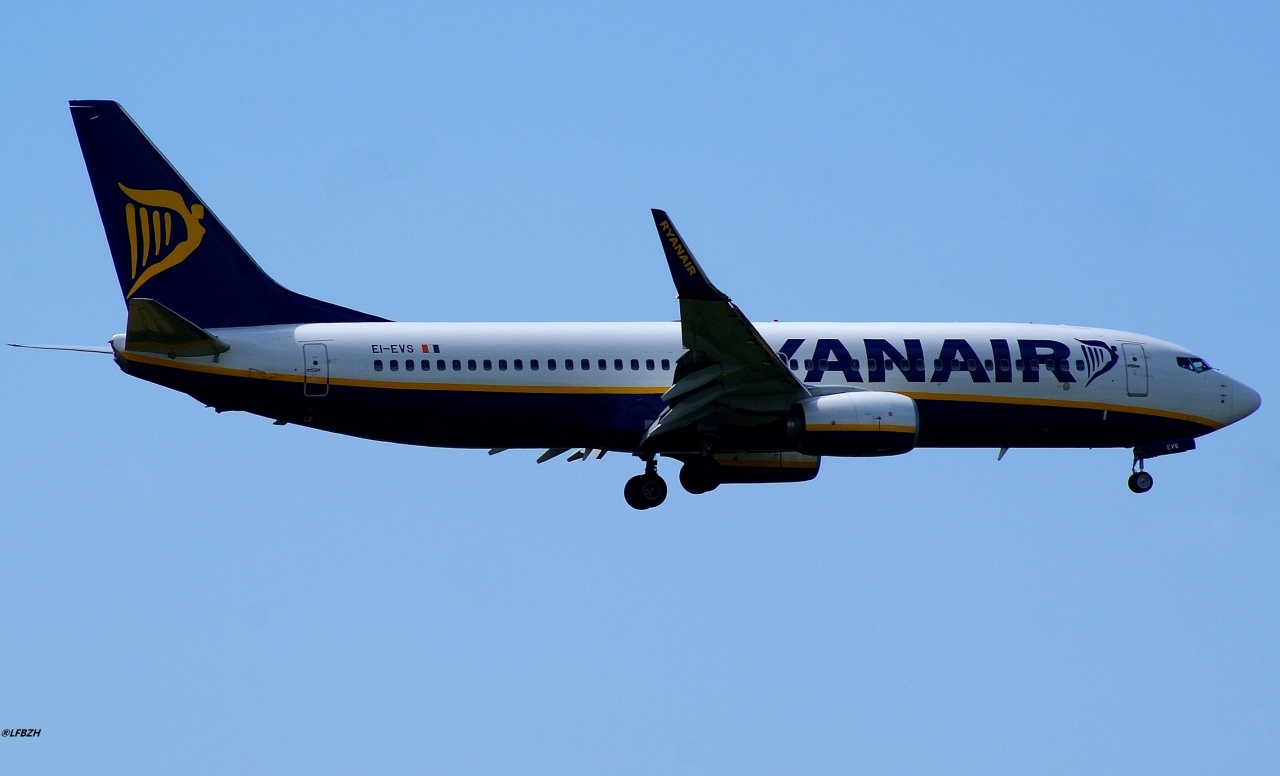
(40, 100, 1260, 509)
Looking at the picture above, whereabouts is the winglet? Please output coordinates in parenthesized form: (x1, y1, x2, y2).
(651, 209, 728, 302)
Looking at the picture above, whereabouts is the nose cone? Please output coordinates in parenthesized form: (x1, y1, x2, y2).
(1232, 380, 1262, 424)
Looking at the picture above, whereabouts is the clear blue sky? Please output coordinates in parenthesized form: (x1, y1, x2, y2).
(3, 2, 1277, 773)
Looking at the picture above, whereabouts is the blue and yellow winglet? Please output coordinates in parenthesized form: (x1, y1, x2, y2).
(651, 209, 728, 302)
(647, 209, 808, 423)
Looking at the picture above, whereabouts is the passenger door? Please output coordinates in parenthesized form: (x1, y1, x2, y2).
(1122, 342, 1148, 397)
(303, 343, 329, 397)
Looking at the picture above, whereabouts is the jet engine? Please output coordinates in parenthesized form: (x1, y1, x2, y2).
(791, 391, 918, 457)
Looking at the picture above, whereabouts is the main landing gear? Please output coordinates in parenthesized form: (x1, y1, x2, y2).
(678, 457, 721, 495)
(624, 455, 668, 510)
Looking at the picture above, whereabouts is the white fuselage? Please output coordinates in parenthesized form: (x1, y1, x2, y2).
(110, 320, 1258, 453)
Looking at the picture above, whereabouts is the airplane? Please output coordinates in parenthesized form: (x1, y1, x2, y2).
(26, 100, 1260, 509)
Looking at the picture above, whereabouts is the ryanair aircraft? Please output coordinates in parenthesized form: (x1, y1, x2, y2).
(46, 100, 1260, 509)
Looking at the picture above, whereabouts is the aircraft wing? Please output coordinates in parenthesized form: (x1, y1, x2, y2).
(643, 210, 809, 444)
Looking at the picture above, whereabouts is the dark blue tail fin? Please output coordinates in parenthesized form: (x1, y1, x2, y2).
(70, 100, 387, 328)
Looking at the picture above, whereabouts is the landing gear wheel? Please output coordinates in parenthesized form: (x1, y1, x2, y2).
(1128, 471, 1154, 493)
(624, 473, 668, 510)
(679, 460, 721, 495)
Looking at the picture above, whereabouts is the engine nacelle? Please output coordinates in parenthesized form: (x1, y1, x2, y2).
(792, 391, 918, 457)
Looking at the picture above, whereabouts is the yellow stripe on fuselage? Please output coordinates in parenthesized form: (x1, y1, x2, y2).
(117, 350, 666, 394)
(120, 350, 306, 381)
(117, 351, 1223, 428)
(897, 389, 1223, 430)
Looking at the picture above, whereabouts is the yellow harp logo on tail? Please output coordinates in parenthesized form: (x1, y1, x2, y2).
(118, 183, 206, 298)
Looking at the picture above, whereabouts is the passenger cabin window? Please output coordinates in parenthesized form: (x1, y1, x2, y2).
(514, 359, 523, 371)
(452, 359, 462, 371)
(1075, 359, 1085, 372)
(390, 360, 399, 372)
(598, 359, 607, 370)
(405, 360, 414, 372)
(498, 359, 508, 371)
(531, 359, 540, 371)
(662, 359, 670, 371)
(1177, 356, 1212, 373)
(789, 359, 799, 370)
(630, 359, 640, 370)
(374, 359, 384, 371)
(614, 359, 623, 371)
(582, 359, 591, 371)
(467, 359, 477, 371)
(563, 359, 573, 371)
(547, 359, 557, 371)
(483, 359, 492, 371)
(422, 359, 431, 371)
(984, 359, 994, 370)
(646, 359, 655, 370)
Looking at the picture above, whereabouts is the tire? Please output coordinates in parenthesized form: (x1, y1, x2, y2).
(624, 476, 644, 509)
(625, 474, 668, 509)
(639, 474, 668, 506)
(1128, 471, 1154, 493)
(679, 460, 721, 495)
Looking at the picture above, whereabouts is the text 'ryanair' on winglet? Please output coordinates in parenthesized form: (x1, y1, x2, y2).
(651, 209, 728, 302)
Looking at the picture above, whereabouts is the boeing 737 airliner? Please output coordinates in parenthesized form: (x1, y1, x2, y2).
(36, 100, 1261, 509)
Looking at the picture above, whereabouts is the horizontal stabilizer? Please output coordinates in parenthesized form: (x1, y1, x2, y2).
(125, 298, 230, 358)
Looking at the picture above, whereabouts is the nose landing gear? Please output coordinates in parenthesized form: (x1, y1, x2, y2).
(1127, 438, 1196, 494)
(624, 455, 668, 510)
(1127, 468, 1154, 493)
(1129, 449, 1155, 493)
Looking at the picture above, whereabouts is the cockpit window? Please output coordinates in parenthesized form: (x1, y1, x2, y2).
(1177, 356, 1212, 373)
